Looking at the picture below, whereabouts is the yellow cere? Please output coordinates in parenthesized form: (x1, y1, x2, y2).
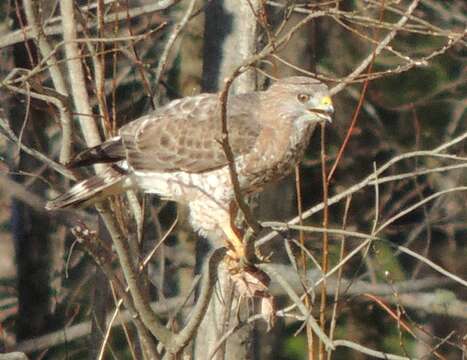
(320, 96, 332, 106)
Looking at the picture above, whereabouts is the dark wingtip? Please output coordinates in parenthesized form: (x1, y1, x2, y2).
(66, 154, 95, 169)
(67, 137, 125, 168)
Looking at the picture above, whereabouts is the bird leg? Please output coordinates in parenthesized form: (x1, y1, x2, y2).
(217, 202, 246, 261)
(221, 202, 268, 266)
(219, 221, 245, 260)
(219, 206, 276, 329)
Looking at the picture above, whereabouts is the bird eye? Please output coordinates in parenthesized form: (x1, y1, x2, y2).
(297, 93, 310, 103)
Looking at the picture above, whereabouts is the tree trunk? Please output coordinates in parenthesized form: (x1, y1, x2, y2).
(194, 1, 260, 359)
(9, 52, 53, 341)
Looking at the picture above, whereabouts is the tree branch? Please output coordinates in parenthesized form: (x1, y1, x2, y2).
(23, 0, 73, 163)
(258, 263, 334, 351)
(60, 0, 102, 152)
(96, 204, 173, 347)
(330, 0, 421, 95)
(167, 247, 227, 355)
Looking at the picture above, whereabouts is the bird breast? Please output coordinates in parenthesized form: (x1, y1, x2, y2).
(238, 119, 315, 193)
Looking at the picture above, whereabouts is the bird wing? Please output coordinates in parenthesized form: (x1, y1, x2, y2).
(120, 93, 261, 173)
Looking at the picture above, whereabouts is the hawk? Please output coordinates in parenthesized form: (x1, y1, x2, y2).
(46, 77, 334, 258)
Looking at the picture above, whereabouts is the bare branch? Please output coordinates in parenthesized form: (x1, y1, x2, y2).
(258, 263, 334, 351)
(330, 0, 421, 95)
(333, 340, 412, 360)
(0, 116, 75, 180)
(168, 248, 227, 354)
(23, 0, 73, 163)
(153, 0, 197, 103)
(96, 203, 173, 347)
(257, 131, 467, 247)
(0, 1, 179, 49)
(60, 0, 102, 152)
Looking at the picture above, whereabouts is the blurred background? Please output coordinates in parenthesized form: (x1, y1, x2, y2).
(0, 0, 465, 359)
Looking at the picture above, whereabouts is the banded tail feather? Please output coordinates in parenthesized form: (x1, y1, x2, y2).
(46, 137, 129, 210)
(46, 166, 128, 210)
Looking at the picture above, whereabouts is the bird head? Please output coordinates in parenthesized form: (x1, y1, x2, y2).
(266, 76, 334, 125)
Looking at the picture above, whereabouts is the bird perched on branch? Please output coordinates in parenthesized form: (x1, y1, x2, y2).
(46, 76, 334, 258)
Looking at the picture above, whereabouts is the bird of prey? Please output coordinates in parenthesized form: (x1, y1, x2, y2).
(46, 76, 334, 258)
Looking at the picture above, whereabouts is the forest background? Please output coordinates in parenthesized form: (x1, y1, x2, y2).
(0, 0, 465, 359)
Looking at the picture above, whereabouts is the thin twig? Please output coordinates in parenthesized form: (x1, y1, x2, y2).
(0, 117, 76, 180)
(124, 0, 156, 109)
(333, 340, 412, 360)
(0, 0, 179, 49)
(207, 314, 264, 360)
(71, 223, 160, 358)
(258, 263, 335, 351)
(375, 186, 467, 236)
(266, 215, 467, 289)
(330, 0, 421, 95)
(168, 248, 227, 355)
(394, 244, 467, 288)
(153, 0, 197, 104)
(23, 0, 73, 163)
(256, 131, 467, 247)
(294, 164, 314, 359)
(327, 0, 386, 181)
(327, 196, 351, 360)
(218, 70, 262, 239)
(96, 204, 173, 346)
(15, 295, 183, 354)
(318, 123, 329, 360)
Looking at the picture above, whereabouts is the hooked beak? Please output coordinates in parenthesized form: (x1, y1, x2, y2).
(309, 95, 334, 123)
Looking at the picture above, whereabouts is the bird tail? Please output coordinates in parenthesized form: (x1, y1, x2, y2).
(46, 167, 128, 210)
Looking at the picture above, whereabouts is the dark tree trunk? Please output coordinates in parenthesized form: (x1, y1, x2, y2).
(5, 0, 53, 343)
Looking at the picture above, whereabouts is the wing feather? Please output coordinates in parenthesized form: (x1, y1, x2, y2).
(119, 93, 261, 173)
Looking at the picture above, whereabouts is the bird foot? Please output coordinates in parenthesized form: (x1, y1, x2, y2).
(220, 220, 276, 329)
(227, 261, 276, 331)
(224, 248, 244, 273)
